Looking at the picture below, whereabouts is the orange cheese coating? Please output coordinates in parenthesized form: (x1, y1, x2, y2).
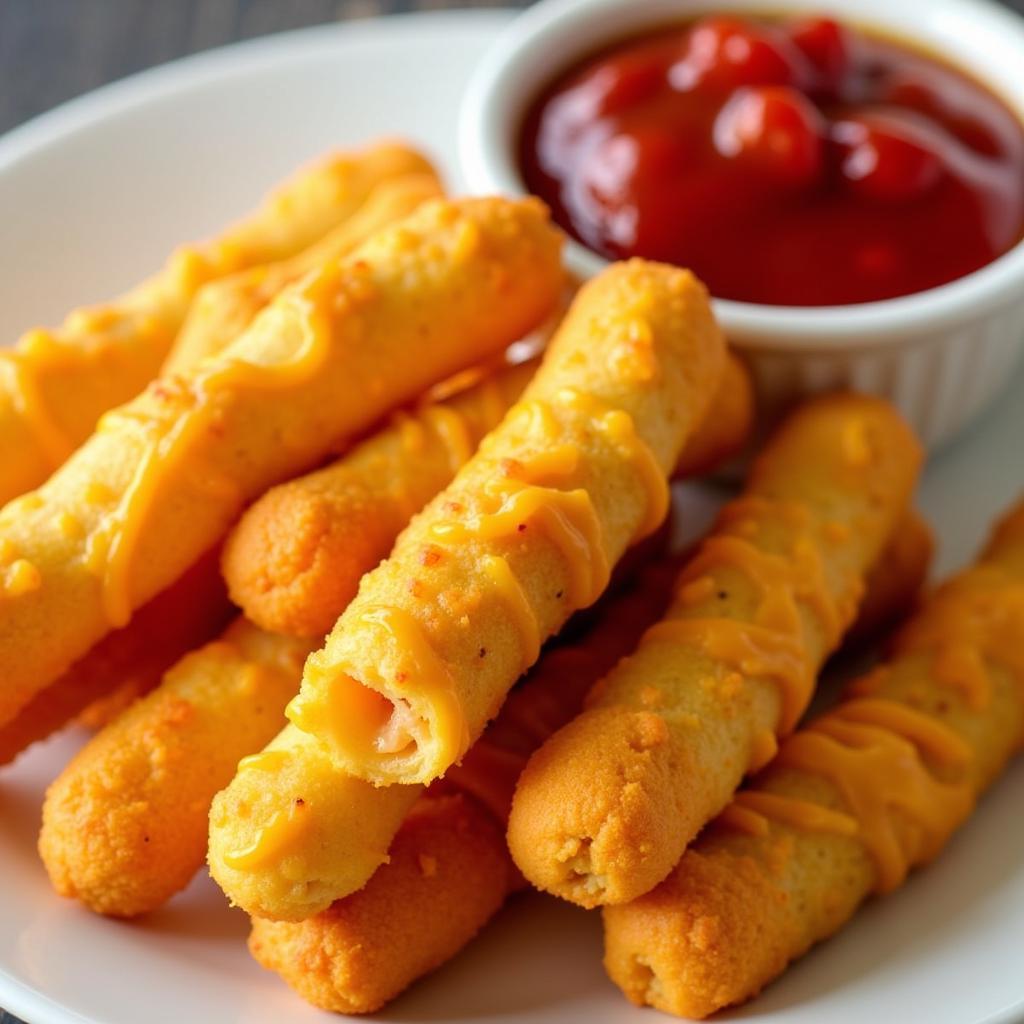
(507, 394, 922, 908)
(0, 196, 563, 725)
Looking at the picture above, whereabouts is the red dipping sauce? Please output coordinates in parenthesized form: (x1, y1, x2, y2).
(521, 15, 1024, 306)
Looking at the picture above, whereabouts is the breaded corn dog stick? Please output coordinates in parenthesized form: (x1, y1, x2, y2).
(507, 395, 922, 908)
(39, 618, 314, 917)
(0, 549, 230, 766)
(0, 196, 563, 725)
(284, 260, 726, 786)
(249, 792, 511, 1015)
(209, 557, 681, 921)
(0, 142, 435, 505)
(604, 498, 1024, 1019)
(162, 171, 444, 374)
(223, 350, 749, 638)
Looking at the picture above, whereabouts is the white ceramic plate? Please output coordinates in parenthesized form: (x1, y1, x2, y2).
(1, 10, 1023, 1024)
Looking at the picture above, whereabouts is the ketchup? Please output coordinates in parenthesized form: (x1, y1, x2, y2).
(521, 15, 1024, 306)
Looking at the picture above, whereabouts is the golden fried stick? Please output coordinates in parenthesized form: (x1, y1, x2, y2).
(507, 395, 922, 908)
(209, 556, 681, 922)
(249, 793, 512, 1015)
(162, 171, 444, 374)
(283, 260, 726, 787)
(39, 618, 314, 917)
(224, 349, 752, 638)
(244, 561, 682, 1017)
(0, 196, 563, 726)
(0, 142, 435, 506)
(0, 549, 230, 766)
(604, 498, 1024, 1019)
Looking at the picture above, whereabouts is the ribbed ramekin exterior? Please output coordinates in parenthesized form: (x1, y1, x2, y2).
(737, 302, 1024, 449)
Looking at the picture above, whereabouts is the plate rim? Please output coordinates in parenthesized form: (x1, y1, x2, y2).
(0, 7, 516, 173)
(0, 6, 1022, 1024)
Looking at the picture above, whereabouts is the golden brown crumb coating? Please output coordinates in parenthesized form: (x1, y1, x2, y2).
(163, 169, 443, 373)
(39, 618, 313, 916)
(222, 360, 535, 637)
(248, 793, 513, 1014)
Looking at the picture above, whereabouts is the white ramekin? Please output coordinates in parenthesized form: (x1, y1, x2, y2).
(459, 0, 1024, 449)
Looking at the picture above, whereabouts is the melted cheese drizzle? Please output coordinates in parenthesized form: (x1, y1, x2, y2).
(719, 555, 1024, 893)
(84, 269, 336, 627)
(482, 555, 541, 670)
(644, 618, 810, 734)
(772, 698, 974, 892)
(237, 748, 292, 774)
(222, 800, 309, 871)
(556, 388, 669, 541)
(718, 790, 859, 838)
(296, 605, 470, 765)
(646, 499, 849, 744)
(0, 341, 75, 468)
(310, 386, 666, 765)
(896, 568, 1024, 710)
(431, 485, 608, 608)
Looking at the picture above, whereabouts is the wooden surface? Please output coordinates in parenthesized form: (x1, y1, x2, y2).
(4, 0, 1024, 133)
(2, 1, 1024, 1022)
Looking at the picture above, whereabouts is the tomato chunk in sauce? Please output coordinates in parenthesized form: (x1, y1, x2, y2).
(521, 15, 1024, 306)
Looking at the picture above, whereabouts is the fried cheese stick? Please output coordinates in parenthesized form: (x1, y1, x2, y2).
(39, 618, 315, 917)
(209, 557, 680, 922)
(243, 560, 680, 1015)
(283, 260, 726, 786)
(604, 497, 1024, 1019)
(162, 171, 444, 374)
(0, 142, 434, 505)
(507, 395, 922, 907)
(248, 792, 510, 1015)
(224, 350, 752, 638)
(0, 548, 230, 765)
(0, 196, 563, 725)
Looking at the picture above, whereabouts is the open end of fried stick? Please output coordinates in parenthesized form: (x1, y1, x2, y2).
(288, 672, 439, 781)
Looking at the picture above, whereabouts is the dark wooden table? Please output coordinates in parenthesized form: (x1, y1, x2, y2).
(2, 0, 1024, 1021)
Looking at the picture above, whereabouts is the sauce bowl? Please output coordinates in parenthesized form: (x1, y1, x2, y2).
(459, 0, 1024, 447)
